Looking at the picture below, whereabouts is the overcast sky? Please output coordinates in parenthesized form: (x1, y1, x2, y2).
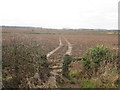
(1, 0, 119, 29)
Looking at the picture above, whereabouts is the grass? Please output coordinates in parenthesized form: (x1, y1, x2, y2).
(80, 79, 100, 88)
(69, 70, 79, 78)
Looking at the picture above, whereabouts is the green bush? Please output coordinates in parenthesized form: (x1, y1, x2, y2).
(69, 70, 79, 78)
(82, 45, 112, 69)
(62, 55, 72, 77)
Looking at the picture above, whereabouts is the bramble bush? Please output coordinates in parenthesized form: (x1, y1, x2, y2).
(82, 45, 113, 69)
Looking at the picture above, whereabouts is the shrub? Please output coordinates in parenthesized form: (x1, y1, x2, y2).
(2, 41, 50, 88)
(40, 55, 47, 61)
(62, 55, 72, 77)
(69, 70, 79, 78)
(39, 55, 48, 68)
(82, 45, 112, 69)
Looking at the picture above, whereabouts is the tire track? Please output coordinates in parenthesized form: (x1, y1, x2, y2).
(63, 37, 72, 55)
(46, 37, 63, 58)
(49, 38, 68, 60)
(45, 36, 72, 88)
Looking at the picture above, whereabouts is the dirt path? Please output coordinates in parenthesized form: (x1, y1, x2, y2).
(63, 37, 72, 55)
(42, 61, 62, 88)
(44, 36, 72, 88)
(46, 37, 63, 58)
(48, 38, 68, 60)
(46, 64, 62, 88)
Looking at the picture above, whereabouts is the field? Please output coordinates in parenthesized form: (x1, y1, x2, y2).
(65, 35, 118, 57)
(2, 26, 119, 88)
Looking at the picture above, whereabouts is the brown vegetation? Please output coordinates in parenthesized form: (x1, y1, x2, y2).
(2, 26, 119, 88)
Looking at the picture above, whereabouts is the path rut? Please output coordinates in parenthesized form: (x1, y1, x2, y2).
(43, 36, 72, 88)
(46, 37, 63, 58)
(63, 37, 72, 55)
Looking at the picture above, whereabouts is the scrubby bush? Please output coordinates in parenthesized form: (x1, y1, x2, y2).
(69, 70, 79, 78)
(82, 45, 113, 69)
(2, 41, 50, 88)
(62, 55, 72, 77)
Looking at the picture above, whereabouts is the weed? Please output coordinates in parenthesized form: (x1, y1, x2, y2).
(80, 79, 97, 88)
(69, 70, 79, 78)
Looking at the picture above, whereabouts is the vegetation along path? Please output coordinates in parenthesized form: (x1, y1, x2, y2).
(44, 36, 72, 88)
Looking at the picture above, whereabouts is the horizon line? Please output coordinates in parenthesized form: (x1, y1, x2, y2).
(1, 25, 118, 30)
